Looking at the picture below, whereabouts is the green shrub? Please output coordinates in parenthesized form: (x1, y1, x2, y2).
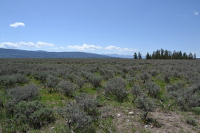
(32, 71, 47, 83)
(186, 117, 197, 126)
(192, 107, 200, 115)
(104, 77, 128, 102)
(0, 75, 17, 88)
(176, 86, 200, 111)
(46, 75, 59, 88)
(6, 84, 39, 103)
(5, 84, 40, 115)
(130, 85, 142, 102)
(14, 74, 29, 84)
(149, 70, 159, 76)
(99, 69, 115, 80)
(163, 73, 170, 83)
(135, 96, 155, 120)
(14, 101, 55, 129)
(81, 72, 103, 87)
(140, 73, 151, 83)
(166, 82, 184, 92)
(46, 75, 60, 93)
(57, 80, 77, 97)
(75, 93, 99, 117)
(88, 75, 103, 88)
(58, 102, 92, 132)
(76, 77, 85, 89)
(145, 82, 161, 98)
(126, 75, 135, 87)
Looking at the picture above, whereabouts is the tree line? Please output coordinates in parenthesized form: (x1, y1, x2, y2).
(133, 49, 196, 59)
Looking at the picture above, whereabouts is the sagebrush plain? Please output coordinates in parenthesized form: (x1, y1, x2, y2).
(0, 58, 200, 133)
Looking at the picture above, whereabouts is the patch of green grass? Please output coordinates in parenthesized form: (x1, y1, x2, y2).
(81, 87, 97, 95)
(29, 76, 41, 85)
(170, 77, 182, 83)
(40, 89, 67, 108)
(154, 79, 166, 90)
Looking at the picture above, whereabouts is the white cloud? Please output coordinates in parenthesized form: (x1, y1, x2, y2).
(194, 11, 198, 15)
(0, 42, 18, 48)
(0, 41, 54, 48)
(105, 45, 138, 52)
(67, 44, 103, 51)
(10, 22, 25, 27)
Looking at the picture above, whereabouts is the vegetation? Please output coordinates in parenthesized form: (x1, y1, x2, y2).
(146, 48, 196, 59)
(0, 58, 200, 132)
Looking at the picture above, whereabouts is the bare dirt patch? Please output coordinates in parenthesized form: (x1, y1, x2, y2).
(110, 107, 200, 133)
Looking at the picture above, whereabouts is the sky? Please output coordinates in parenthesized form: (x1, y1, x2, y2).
(0, 0, 200, 56)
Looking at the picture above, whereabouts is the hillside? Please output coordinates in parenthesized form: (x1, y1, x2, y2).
(0, 48, 112, 58)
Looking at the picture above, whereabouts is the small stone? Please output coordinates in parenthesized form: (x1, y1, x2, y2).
(117, 114, 121, 117)
(128, 112, 134, 115)
(144, 125, 149, 128)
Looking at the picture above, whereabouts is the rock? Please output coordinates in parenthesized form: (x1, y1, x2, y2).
(117, 114, 121, 117)
(128, 112, 134, 115)
(144, 125, 149, 128)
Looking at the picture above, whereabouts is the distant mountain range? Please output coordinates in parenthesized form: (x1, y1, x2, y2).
(0, 48, 113, 58)
(103, 54, 133, 58)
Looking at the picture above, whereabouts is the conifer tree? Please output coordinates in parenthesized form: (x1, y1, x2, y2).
(133, 52, 138, 59)
(138, 52, 142, 59)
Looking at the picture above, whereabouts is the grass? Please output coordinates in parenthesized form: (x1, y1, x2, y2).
(40, 89, 67, 108)
(81, 87, 97, 95)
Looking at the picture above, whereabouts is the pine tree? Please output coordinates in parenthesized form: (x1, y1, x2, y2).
(138, 52, 142, 59)
(146, 52, 150, 59)
(161, 49, 164, 59)
(194, 53, 196, 60)
(183, 52, 187, 59)
(188, 53, 193, 60)
(133, 52, 138, 59)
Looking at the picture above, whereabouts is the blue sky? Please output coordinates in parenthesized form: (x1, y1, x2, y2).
(0, 0, 199, 56)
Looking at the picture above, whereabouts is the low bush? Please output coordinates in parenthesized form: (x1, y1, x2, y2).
(192, 107, 200, 115)
(6, 84, 39, 103)
(46, 75, 60, 93)
(58, 102, 92, 132)
(145, 82, 161, 98)
(13, 101, 55, 130)
(4, 84, 40, 115)
(99, 68, 115, 80)
(57, 80, 77, 97)
(140, 73, 151, 83)
(104, 77, 128, 102)
(75, 93, 99, 117)
(186, 117, 197, 126)
(81, 72, 103, 88)
(176, 85, 200, 111)
(32, 71, 47, 83)
(126, 75, 135, 87)
(0, 74, 29, 88)
(130, 85, 142, 102)
(163, 73, 170, 83)
(135, 96, 156, 120)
